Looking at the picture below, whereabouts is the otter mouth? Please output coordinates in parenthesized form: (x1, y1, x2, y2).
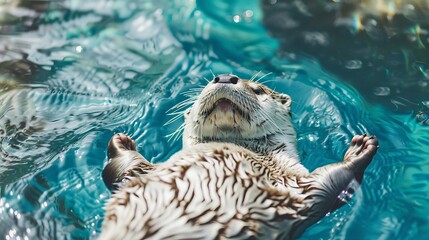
(204, 98, 248, 119)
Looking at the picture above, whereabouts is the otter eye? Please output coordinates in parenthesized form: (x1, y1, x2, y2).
(251, 86, 265, 95)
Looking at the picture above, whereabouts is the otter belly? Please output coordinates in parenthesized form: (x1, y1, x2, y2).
(101, 143, 303, 239)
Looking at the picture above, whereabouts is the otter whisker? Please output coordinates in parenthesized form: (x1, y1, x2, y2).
(209, 69, 216, 78)
(265, 87, 282, 101)
(255, 72, 272, 83)
(259, 79, 277, 85)
(169, 97, 196, 108)
(168, 102, 193, 113)
(175, 123, 186, 143)
(182, 92, 203, 99)
(183, 87, 204, 92)
(183, 87, 204, 94)
(167, 96, 197, 113)
(166, 122, 185, 143)
(164, 111, 186, 126)
(167, 110, 187, 117)
(182, 93, 200, 99)
(250, 71, 262, 81)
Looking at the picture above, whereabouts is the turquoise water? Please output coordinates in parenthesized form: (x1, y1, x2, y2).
(0, 0, 428, 239)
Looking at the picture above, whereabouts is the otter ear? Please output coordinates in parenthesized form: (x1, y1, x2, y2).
(278, 94, 292, 107)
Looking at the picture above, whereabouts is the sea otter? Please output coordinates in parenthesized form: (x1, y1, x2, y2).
(100, 74, 378, 239)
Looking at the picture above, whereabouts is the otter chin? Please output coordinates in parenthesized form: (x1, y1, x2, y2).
(204, 94, 249, 132)
(100, 74, 379, 240)
(212, 98, 240, 115)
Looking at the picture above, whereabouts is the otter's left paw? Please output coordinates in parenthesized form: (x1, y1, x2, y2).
(107, 133, 136, 159)
(344, 134, 378, 172)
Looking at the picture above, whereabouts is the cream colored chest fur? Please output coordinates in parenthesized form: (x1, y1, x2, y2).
(101, 143, 307, 240)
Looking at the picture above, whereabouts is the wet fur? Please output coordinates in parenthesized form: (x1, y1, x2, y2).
(100, 75, 378, 239)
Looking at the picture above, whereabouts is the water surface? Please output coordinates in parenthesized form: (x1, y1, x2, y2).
(0, 0, 428, 239)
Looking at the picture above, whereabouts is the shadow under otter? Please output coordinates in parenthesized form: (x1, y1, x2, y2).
(100, 74, 378, 239)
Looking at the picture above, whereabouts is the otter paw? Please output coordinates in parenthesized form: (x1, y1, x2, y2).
(344, 134, 378, 171)
(108, 133, 136, 159)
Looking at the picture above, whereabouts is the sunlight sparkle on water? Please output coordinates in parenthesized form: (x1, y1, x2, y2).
(352, 13, 363, 32)
(419, 64, 428, 79)
(233, 15, 241, 23)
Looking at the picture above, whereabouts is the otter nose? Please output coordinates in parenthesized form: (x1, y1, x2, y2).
(213, 75, 239, 84)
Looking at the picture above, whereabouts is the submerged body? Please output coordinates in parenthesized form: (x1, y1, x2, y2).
(100, 74, 378, 239)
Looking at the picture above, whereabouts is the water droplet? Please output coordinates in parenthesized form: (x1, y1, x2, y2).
(75, 46, 83, 53)
(373, 87, 391, 96)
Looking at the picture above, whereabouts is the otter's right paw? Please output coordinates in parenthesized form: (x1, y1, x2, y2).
(107, 133, 136, 159)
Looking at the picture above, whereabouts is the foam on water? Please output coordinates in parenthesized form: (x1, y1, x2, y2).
(0, 0, 428, 239)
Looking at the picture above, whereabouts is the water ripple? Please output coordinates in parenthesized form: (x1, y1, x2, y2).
(1, 0, 429, 239)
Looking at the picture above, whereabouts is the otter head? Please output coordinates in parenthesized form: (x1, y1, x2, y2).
(183, 74, 296, 153)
